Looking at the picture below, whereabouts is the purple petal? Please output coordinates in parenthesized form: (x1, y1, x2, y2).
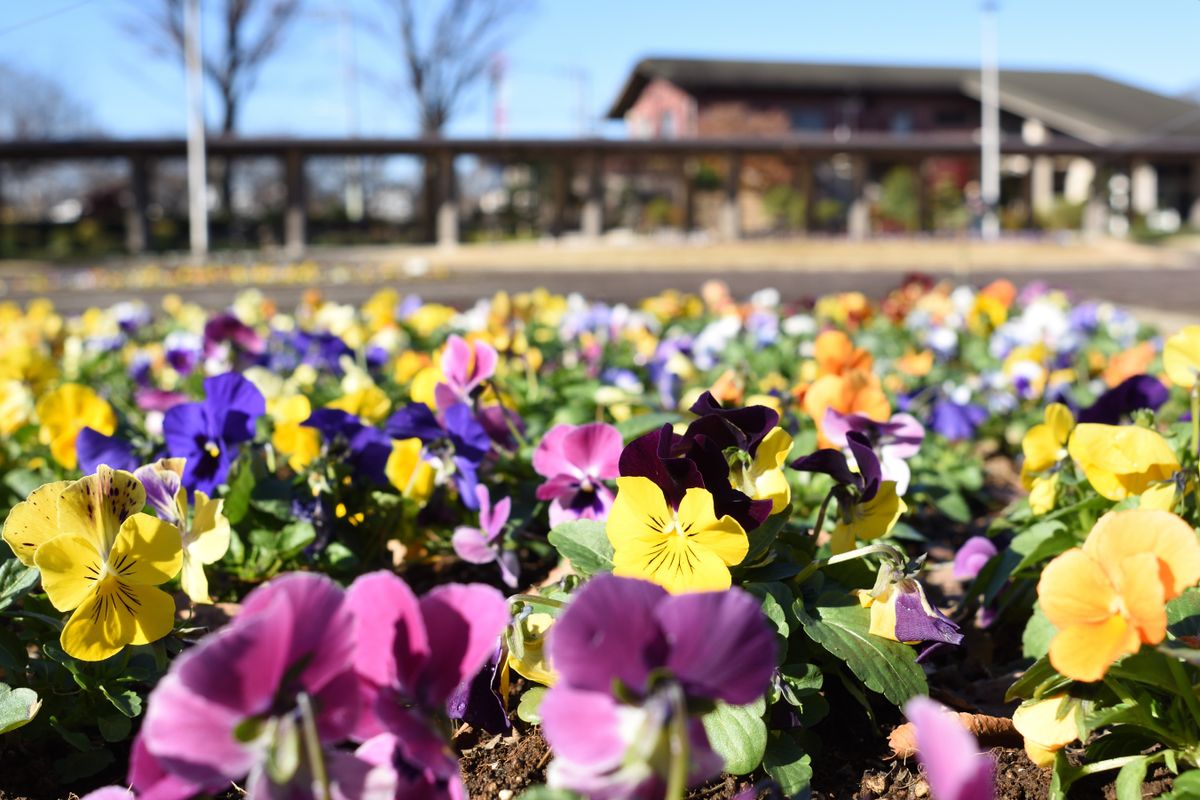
(880, 413, 925, 458)
(203, 372, 265, 444)
(846, 432, 882, 500)
(953, 537, 998, 581)
(486, 495, 511, 540)
(445, 403, 491, 461)
(344, 571, 429, 693)
(822, 408, 857, 448)
(892, 583, 963, 646)
(441, 335, 473, 389)
(384, 404, 443, 443)
(1077, 374, 1170, 425)
(562, 423, 623, 481)
(687, 391, 780, 453)
(619, 425, 704, 508)
(904, 697, 995, 800)
(547, 575, 667, 694)
(417, 583, 510, 709)
(76, 428, 139, 474)
(134, 460, 185, 525)
(790, 447, 858, 488)
(657, 588, 777, 705)
(452, 527, 498, 565)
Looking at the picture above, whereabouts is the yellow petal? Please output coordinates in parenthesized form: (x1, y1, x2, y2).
(1013, 695, 1080, 761)
(606, 477, 672, 548)
(1138, 482, 1177, 512)
(386, 438, 435, 502)
(1028, 473, 1059, 515)
(108, 514, 183, 587)
(754, 468, 793, 515)
(1163, 325, 1200, 388)
(755, 427, 793, 471)
(613, 534, 732, 594)
(840, 481, 906, 543)
(60, 580, 175, 661)
(270, 395, 313, 426)
(1045, 403, 1075, 445)
(2, 480, 71, 566)
(57, 467, 147, 555)
(327, 386, 391, 424)
(1068, 424, 1180, 501)
(1022, 424, 1062, 475)
(1038, 548, 1116, 629)
(1083, 509, 1200, 599)
(179, 554, 212, 605)
(186, 492, 231, 565)
(34, 535, 102, 612)
(1048, 614, 1139, 682)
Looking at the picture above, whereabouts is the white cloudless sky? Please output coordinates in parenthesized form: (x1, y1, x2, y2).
(2, 0, 1199, 138)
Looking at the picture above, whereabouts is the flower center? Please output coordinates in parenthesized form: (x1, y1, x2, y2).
(205, 440, 221, 459)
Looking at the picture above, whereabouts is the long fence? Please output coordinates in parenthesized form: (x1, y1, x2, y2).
(2, 132, 1198, 254)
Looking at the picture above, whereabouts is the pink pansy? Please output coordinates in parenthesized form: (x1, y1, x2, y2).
(435, 335, 498, 410)
(77, 789, 134, 800)
(452, 484, 520, 588)
(824, 408, 925, 495)
(903, 697, 994, 800)
(533, 423, 623, 528)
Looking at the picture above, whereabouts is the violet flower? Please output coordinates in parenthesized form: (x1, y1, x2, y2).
(540, 575, 776, 799)
(452, 484, 520, 588)
(164, 331, 203, 376)
(203, 312, 264, 359)
(929, 399, 987, 442)
(902, 697, 995, 800)
(1076, 374, 1169, 425)
(953, 536, 998, 581)
(435, 334, 498, 410)
(533, 422, 623, 528)
(385, 403, 491, 510)
(76, 428, 139, 474)
(824, 408, 925, 495)
(162, 372, 265, 495)
(303, 408, 394, 485)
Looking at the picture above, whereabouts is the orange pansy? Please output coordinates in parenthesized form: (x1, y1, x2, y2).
(1038, 509, 1200, 682)
(1102, 341, 1156, 388)
(814, 330, 873, 377)
(803, 369, 891, 448)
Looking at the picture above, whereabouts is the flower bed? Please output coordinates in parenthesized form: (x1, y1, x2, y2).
(0, 275, 1198, 800)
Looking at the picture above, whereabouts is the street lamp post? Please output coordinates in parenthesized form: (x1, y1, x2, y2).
(980, 0, 1001, 240)
(184, 0, 209, 257)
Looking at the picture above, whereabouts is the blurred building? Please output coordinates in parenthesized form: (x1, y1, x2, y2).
(607, 58, 1200, 226)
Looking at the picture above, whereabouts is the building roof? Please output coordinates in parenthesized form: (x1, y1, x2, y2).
(606, 58, 1200, 144)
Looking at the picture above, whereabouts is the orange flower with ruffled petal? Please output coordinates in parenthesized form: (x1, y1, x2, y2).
(815, 330, 873, 377)
(1038, 509, 1200, 682)
(804, 369, 890, 447)
(1102, 341, 1157, 388)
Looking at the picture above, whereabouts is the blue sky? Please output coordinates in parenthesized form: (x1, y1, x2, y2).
(3, 0, 1200, 138)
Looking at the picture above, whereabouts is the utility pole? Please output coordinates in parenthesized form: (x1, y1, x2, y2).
(184, 0, 209, 257)
(338, 0, 364, 222)
(980, 0, 1001, 240)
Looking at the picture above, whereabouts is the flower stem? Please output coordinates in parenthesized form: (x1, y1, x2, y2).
(664, 687, 690, 800)
(297, 692, 331, 800)
(792, 542, 907, 585)
(811, 488, 836, 538)
(1075, 755, 1146, 777)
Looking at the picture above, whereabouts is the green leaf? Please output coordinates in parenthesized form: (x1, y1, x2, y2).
(701, 697, 767, 775)
(794, 593, 926, 707)
(97, 713, 132, 743)
(1009, 521, 1073, 574)
(0, 558, 38, 613)
(516, 788, 582, 800)
(935, 490, 971, 524)
(1005, 656, 1069, 702)
(53, 749, 114, 783)
(763, 731, 813, 798)
(742, 512, 790, 566)
(547, 520, 613, 578)
(516, 687, 546, 725)
(614, 412, 681, 441)
(0, 683, 40, 735)
(99, 686, 143, 718)
(1115, 756, 1148, 800)
(1168, 588, 1200, 638)
(223, 463, 255, 525)
(1022, 604, 1055, 660)
(745, 582, 792, 661)
(278, 521, 316, 557)
(1164, 769, 1200, 799)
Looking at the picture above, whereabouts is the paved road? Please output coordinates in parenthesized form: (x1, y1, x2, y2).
(3, 263, 1198, 316)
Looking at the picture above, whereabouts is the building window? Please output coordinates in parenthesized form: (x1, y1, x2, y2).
(934, 109, 970, 128)
(890, 111, 914, 135)
(660, 110, 675, 138)
(789, 108, 826, 132)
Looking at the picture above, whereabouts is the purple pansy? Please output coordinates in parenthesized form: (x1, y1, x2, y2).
(303, 408, 394, 485)
(540, 575, 776, 799)
(203, 313, 264, 359)
(903, 697, 995, 800)
(791, 431, 883, 502)
(533, 422, 623, 528)
(1076, 374, 1169, 425)
(435, 334, 498, 410)
(824, 408, 925, 495)
(76, 428, 139, 475)
(892, 580, 964, 647)
(929, 399, 988, 442)
(385, 403, 491, 509)
(953, 536, 998, 581)
(452, 484, 519, 588)
(162, 372, 265, 495)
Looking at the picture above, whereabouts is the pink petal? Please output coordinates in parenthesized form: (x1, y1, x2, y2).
(562, 423, 623, 480)
(475, 484, 494, 532)
(417, 584, 509, 708)
(537, 473, 580, 502)
(345, 571, 431, 693)
(540, 686, 628, 767)
(904, 697, 995, 800)
(452, 527, 498, 565)
(487, 495, 511, 539)
(822, 407, 855, 448)
(532, 424, 578, 479)
(470, 340, 498, 387)
(441, 335, 472, 388)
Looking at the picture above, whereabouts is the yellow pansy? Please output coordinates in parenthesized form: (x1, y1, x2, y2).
(1012, 695, 1082, 767)
(8, 467, 182, 661)
(607, 477, 748, 594)
(1164, 325, 1200, 389)
(1020, 403, 1075, 515)
(2, 480, 73, 566)
(409, 365, 443, 409)
(35, 384, 117, 470)
(830, 481, 906, 555)
(362, 288, 400, 332)
(179, 492, 230, 604)
(270, 395, 321, 471)
(386, 438, 436, 503)
(508, 612, 557, 687)
(1068, 423, 1181, 505)
(406, 304, 457, 338)
(327, 385, 391, 424)
(731, 427, 793, 515)
(394, 351, 432, 384)
(0, 380, 34, 436)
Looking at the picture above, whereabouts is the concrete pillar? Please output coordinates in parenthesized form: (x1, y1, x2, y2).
(1083, 160, 1108, 238)
(436, 150, 458, 250)
(1031, 155, 1055, 216)
(915, 159, 930, 233)
(284, 149, 306, 258)
(847, 157, 870, 240)
(1063, 157, 1095, 204)
(1130, 158, 1158, 215)
(800, 159, 816, 234)
(125, 155, 152, 255)
(680, 158, 696, 234)
(581, 153, 604, 240)
(549, 160, 569, 238)
(719, 153, 742, 241)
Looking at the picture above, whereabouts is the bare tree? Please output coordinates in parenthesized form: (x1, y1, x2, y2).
(383, 0, 528, 137)
(0, 62, 97, 140)
(130, 0, 304, 135)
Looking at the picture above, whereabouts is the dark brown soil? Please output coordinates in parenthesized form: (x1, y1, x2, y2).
(837, 747, 1050, 800)
(459, 726, 552, 798)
